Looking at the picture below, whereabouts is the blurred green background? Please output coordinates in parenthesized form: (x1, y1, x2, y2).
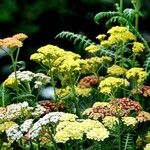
(0, 0, 150, 82)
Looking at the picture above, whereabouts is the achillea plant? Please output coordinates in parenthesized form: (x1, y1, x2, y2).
(0, 0, 150, 149)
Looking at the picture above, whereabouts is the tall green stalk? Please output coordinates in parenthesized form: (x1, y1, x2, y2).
(119, 0, 123, 14)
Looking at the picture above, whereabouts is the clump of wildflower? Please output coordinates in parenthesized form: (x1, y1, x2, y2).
(84, 98, 142, 120)
(86, 127, 109, 141)
(96, 34, 106, 41)
(28, 112, 64, 139)
(0, 121, 16, 132)
(102, 116, 119, 129)
(85, 44, 100, 53)
(0, 33, 27, 50)
(56, 86, 91, 98)
(126, 68, 148, 85)
(99, 77, 129, 94)
(132, 42, 145, 54)
(3, 77, 19, 88)
(107, 26, 136, 44)
(12, 33, 28, 41)
(144, 143, 150, 150)
(6, 124, 23, 141)
(54, 118, 109, 143)
(107, 65, 127, 76)
(122, 117, 137, 127)
(75, 87, 92, 97)
(0, 101, 32, 121)
(138, 86, 150, 97)
(87, 105, 112, 119)
(81, 56, 112, 74)
(38, 100, 65, 113)
(55, 121, 83, 143)
(92, 102, 110, 108)
(59, 113, 78, 121)
(136, 111, 150, 122)
(4, 71, 50, 89)
(110, 97, 142, 116)
(78, 75, 100, 88)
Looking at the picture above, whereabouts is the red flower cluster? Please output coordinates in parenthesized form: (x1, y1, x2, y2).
(87, 97, 142, 119)
(110, 98, 142, 116)
(38, 100, 65, 113)
(78, 75, 100, 88)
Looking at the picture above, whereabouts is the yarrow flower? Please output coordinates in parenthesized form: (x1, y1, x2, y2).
(78, 75, 100, 88)
(85, 44, 100, 53)
(96, 34, 106, 41)
(102, 116, 119, 129)
(132, 42, 145, 54)
(107, 65, 127, 76)
(99, 77, 129, 94)
(144, 143, 150, 150)
(126, 67, 148, 85)
(122, 117, 137, 127)
(0, 33, 27, 50)
(136, 111, 150, 122)
(54, 118, 109, 143)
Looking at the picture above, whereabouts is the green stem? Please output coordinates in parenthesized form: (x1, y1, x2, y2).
(48, 128, 58, 150)
(2, 84, 5, 107)
(135, 14, 139, 30)
(118, 119, 122, 150)
(68, 73, 81, 118)
(119, 0, 123, 14)
(9, 53, 19, 97)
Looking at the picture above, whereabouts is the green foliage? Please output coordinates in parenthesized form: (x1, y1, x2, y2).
(122, 133, 136, 150)
(55, 31, 95, 51)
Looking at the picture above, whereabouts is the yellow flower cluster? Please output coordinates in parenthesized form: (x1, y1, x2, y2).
(107, 65, 127, 76)
(92, 102, 110, 107)
(102, 116, 119, 129)
(86, 127, 109, 141)
(56, 86, 91, 98)
(122, 117, 137, 127)
(81, 56, 112, 74)
(126, 68, 148, 84)
(107, 26, 136, 43)
(144, 143, 150, 150)
(85, 44, 100, 53)
(99, 77, 129, 94)
(132, 42, 145, 54)
(3, 77, 19, 88)
(54, 118, 109, 143)
(96, 34, 106, 41)
(0, 121, 16, 132)
(59, 113, 78, 122)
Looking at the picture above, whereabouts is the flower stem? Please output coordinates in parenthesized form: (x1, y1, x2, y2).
(9, 52, 19, 97)
(119, 0, 123, 14)
(1, 84, 5, 107)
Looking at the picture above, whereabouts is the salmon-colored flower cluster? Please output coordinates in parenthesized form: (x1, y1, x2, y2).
(78, 75, 100, 88)
(0, 33, 28, 50)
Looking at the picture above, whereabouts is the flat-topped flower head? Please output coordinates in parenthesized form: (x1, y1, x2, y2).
(126, 67, 148, 85)
(132, 42, 145, 54)
(13, 33, 28, 41)
(107, 65, 127, 76)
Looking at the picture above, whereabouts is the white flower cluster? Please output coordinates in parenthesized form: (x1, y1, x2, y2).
(9, 71, 34, 82)
(6, 119, 33, 141)
(1, 101, 32, 120)
(28, 112, 64, 139)
(9, 71, 51, 88)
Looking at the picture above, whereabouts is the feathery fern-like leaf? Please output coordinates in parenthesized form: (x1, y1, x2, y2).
(55, 31, 95, 51)
(94, 11, 120, 24)
(122, 133, 136, 150)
